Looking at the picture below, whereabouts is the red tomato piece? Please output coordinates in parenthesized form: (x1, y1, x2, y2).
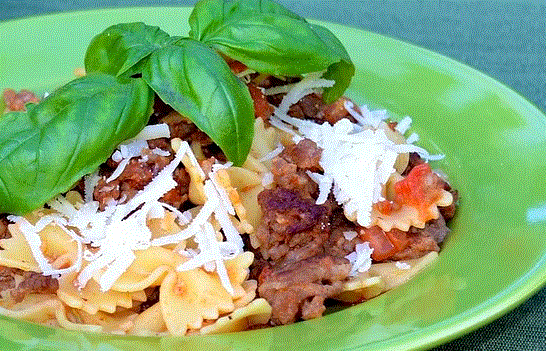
(394, 163, 443, 222)
(359, 226, 396, 261)
(248, 84, 274, 120)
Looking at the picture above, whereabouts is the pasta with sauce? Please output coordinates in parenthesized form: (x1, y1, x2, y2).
(0, 70, 457, 334)
(0, 0, 458, 336)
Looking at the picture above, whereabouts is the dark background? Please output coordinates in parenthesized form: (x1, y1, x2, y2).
(1, 1, 545, 350)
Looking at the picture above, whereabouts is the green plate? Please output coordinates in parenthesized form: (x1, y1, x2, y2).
(1, 6, 546, 351)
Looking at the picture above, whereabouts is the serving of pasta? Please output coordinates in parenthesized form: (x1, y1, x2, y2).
(0, 0, 457, 338)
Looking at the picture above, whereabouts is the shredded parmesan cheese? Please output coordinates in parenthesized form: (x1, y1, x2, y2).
(10, 136, 243, 295)
(343, 230, 358, 241)
(395, 261, 411, 270)
(345, 242, 374, 276)
(269, 74, 444, 227)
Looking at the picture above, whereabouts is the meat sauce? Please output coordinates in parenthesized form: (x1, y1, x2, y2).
(0, 65, 456, 327)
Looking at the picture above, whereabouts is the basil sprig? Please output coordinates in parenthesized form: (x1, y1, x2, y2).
(0, 74, 154, 214)
(0, 0, 354, 215)
(141, 39, 254, 166)
(85, 23, 255, 166)
(188, 0, 355, 103)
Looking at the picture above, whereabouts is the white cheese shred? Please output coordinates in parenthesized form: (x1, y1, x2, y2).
(10, 139, 247, 294)
(271, 76, 445, 227)
(395, 261, 411, 270)
(259, 143, 284, 162)
(345, 242, 374, 276)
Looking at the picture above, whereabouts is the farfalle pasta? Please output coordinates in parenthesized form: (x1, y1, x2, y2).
(0, 0, 458, 337)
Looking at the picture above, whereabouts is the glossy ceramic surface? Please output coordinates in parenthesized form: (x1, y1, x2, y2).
(1, 6, 546, 351)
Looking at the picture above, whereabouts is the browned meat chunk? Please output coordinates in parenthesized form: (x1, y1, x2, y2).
(11, 271, 59, 302)
(390, 216, 449, 261)
(268, 139, 323, 199)
(0, 266, 19, 291)
(402, 152, 426, 176)
(248, 84, 274, 120)
(257, 188, 329, 263)
(439, 183, 459, 221)
(270, 157, 318, 198)
(0, 216, 11, 240)
(318, 96, 355, 125)
(94, 148, 190, 210)
(325, 208, 365, 258)
(2, 88, 39, 112)
(279, 139, 322, 171)
(258, 256, 350, 325)
(254, 138, 363, 325)
(0, 267, 58, 303)
(267, 92, 355, 125)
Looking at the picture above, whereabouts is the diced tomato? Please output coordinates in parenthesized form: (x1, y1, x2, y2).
(359, 226, 396, 261)
(228, 60, 248, 74)
(394, 163, 443, 222)
(2, 88, 39, 112)
(248, 84, 274, 120)
(385, 229, 410, 252)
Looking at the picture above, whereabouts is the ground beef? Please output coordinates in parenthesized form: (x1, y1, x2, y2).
(2, 88, 39, 112)
(0, 267, 58, 303)
(94, 148, 191, 210)
(0, 216, 11, 240)
(279, 139, 322, 171)
(139, 286, 160, 313)
(253, 139, 359, 324)
(159, 111, 226, 162)
(325, 207, 365, 258)
(256, 188, 329, 263)
(389, 216, 450, 261)
(248, 84, 274, 120)
(11, 271, 59, 303)
(270, 157, 318, 199)
(258, 255, 350, 325)
(0, 266, 19, 291)
(402, 152, 427, 176)
(268, 139, 322, 199)
(439, 183, 459, 221)
(267, 93, 355, 125)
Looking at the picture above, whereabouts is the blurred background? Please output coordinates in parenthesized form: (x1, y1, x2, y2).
(1, 1, 545, 350)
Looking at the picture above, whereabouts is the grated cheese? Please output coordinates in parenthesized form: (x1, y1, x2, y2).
(11, 135, 244, 295)
(395, 261, 411, 270)
(394, 116, 413, 134)
(259, 143, 284, 162)
(269, 74, 444, 227)
(262, 172, 274, 187)
(106, 124, 172, 183)
(83, 171, 101, 203)
(8, 215, 82, 277)
(343, 230, 358, 241)
(345, 242, 374, 276)
(128, 124, 171, 142)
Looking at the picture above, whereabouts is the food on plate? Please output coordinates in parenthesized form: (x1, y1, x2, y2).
(0, 0, 458, 336)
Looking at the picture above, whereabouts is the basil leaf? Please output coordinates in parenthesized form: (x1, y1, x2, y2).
(141, 38, 254, 166)
(189, 0, 354, 102)
(0, 96, 5, 116)
(0, 74, 154, 214)
(309, 24, 355, 104)
(84, 22, 177, 77)
(189, 0, 303, 42)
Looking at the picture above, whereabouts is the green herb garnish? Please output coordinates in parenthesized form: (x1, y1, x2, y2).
(0, 74, 154, 214)
(0, 0, 354, 215)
